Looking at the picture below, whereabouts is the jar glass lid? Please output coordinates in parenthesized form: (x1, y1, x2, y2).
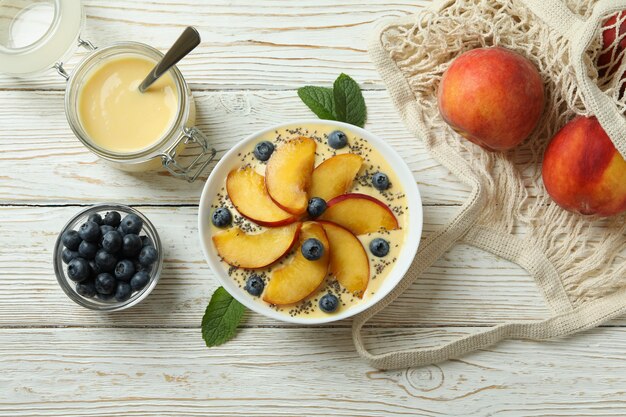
(0, 0, 83, 76)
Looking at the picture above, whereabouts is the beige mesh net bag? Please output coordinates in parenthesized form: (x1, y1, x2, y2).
(351, 0, 626, 370)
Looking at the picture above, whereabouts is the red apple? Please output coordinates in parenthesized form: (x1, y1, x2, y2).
(438, 46, 545, 151)
(542, 116, 626, 216)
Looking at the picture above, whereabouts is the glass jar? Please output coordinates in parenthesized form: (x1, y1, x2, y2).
(53, 203, 163, 311)
(0, 1, 215, 182)
(62, 42, 214, 180)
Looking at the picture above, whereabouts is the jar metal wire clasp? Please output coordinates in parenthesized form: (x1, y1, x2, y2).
(54, 37, 97, 81)
(162, 127, 216, 183)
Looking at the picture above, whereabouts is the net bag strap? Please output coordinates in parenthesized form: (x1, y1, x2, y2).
(525, 0, 626, 158)
(352, 225, 626, 370)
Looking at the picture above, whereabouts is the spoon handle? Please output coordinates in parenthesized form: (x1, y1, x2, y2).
(139, 26, 201, 93)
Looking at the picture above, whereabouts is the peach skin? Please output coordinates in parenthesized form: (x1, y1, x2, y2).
(542, 116, 626, 217)
(438, 46, 544, 151)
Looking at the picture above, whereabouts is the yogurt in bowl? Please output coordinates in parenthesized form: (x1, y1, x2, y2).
(198, 120, 422, 324)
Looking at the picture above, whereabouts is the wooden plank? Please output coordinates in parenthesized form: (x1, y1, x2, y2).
(0, 90, 468, 205)
(0, 0, 429, 91)
(2, 327, 626, 416)
(0, 205, 557, 328)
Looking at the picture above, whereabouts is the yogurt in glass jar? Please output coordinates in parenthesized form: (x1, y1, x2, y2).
(0, 1, 214, 181)
(64, 42, 213, 179)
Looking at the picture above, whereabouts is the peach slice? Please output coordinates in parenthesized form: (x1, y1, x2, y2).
(309, 153, 363, 201)
(319, 193, 398, 235)
(265, 137, 316, 215)
(212, 223, 301, 269)
(226, 167, 298, 227)
(263, 222, 329, 305)
(319, 221, 369, 297)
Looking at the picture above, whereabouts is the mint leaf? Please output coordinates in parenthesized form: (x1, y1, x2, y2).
(333, 73, 367, 127)
(201, 287, 245, 347)
(297, 86, 336, 120)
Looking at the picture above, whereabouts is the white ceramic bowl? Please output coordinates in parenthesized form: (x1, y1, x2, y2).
(198, 120, 423, 324)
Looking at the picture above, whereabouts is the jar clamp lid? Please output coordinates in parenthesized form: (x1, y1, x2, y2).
(0, 0, 83, 76)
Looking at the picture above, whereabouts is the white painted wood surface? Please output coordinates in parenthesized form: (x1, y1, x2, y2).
(1, 1, 624, 416)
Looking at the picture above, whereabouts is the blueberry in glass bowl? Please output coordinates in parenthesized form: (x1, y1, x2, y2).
(53, 204, 163, 311)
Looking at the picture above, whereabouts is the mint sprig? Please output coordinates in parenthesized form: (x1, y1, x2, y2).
(333, 74, 367, 127)
(297, 73, 367, 127)
(201, 286, 245, 347)
(297, 86, 335, 121)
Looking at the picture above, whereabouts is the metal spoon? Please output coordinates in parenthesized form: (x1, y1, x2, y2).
(138, 26, 200, 93)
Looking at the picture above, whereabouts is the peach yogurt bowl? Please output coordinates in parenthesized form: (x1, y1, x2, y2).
(198, 120, 422, 324)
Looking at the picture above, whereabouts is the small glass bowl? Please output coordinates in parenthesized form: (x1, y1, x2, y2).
(53, 204, 163, 311)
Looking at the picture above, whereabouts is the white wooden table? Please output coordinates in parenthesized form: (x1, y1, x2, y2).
(2, 1, 626, 416)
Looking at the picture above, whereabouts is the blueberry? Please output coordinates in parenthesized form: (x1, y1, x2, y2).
(95, 273, 117, 295)
(307, 197, 327, 218)
(100, 225, 115, 236)
(138, 246, 158, 267)
(88, 259, 102, 277)
(61, 230, 82, 251)
(87, 213, 103, 225)
(62, 248, 80, 264)
(369, 238, 390, 257)
(253, 141, 275, 161)
(130, 271, 150, 292)
(114, 259, 135, 282)
(372, 172, 390, 191)
(122, 234, 142, 258)
(102, 230, 123, 254)
(78, 240, 99, 260)
(244, 275, 265, 297)
(116, 226, 126, 237)
(76, 280, 97, 298)
(78, 221, 101, 243)
(115, 282, 132, 302)
(134, 261, 153, 274)
(67, 258, 90, 282)
(328, 130, 348, 149)
(301, 238, 324, 261)
(319, 293, 339, 313)
(103, 211, 121, 227)
(211, 207, 232, 228)
(120, 213, 143, 235)
(141, 235, 154, 247)
(96, 292, 115, 301)
(95, 249, 117, 272)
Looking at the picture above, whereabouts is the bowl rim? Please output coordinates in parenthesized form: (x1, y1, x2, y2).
(53, 203, 163, 311)
(198, 120, 423, 324)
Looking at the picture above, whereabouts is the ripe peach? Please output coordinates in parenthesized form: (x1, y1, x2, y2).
(212, 223, 302, 268)
(226, 167, 297, 227)
(318, 193, 398, 235)
(319, 221, 369, 297)
(598, 11, 626, 78)
(265, 136, 316, 215)
(542, 116, 626, 216)
(438, 46, 544, 151)
(263, 222, 330, 305)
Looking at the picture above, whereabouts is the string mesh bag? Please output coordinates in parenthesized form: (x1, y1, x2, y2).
(351, 0, 626, 370)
